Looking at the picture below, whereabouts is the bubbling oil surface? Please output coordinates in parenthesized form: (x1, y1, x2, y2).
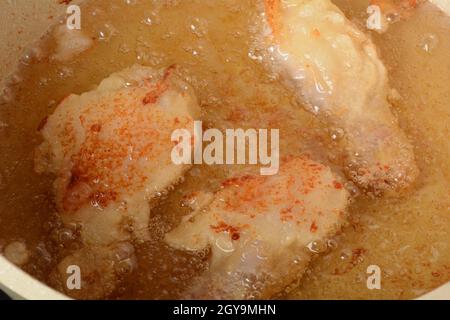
(0, 0, 449, 299)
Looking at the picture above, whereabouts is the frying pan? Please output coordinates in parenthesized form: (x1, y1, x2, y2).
(0, 0, 448, 300)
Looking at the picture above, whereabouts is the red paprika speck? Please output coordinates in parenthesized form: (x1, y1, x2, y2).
(333, 181, 343, 189)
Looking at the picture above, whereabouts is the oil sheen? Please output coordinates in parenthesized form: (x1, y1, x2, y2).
(0, 0, 449, 299)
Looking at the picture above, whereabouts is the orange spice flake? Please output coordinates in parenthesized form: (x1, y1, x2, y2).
(90, 123, 102, 133)
(264, 0, 281, 37)
(210, 221, 240, 241)
(311, 28, 321, 37)
(310, 221, 318, 233)
(333, 181, 343, 190)
(143, 82, 168, 105)
(142, 65, 177, 105)
(221, 175, 254, 188)
(280, 206, 294, 221)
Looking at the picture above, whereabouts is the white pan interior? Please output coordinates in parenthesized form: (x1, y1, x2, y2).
(0, 0, 449, 300)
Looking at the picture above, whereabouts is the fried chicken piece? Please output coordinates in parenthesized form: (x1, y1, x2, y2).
(259, 0, 418, 193)
(35, 65, 200, 298)
(166, 156, 349, 299)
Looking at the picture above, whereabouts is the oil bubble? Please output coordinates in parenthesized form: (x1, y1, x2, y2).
(419, 33, 439, 54)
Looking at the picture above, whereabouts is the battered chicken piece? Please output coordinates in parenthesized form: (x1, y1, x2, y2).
(35, 65, 200, 298)
(166, 156, 349, 299)
(260, 0, 418, 192)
